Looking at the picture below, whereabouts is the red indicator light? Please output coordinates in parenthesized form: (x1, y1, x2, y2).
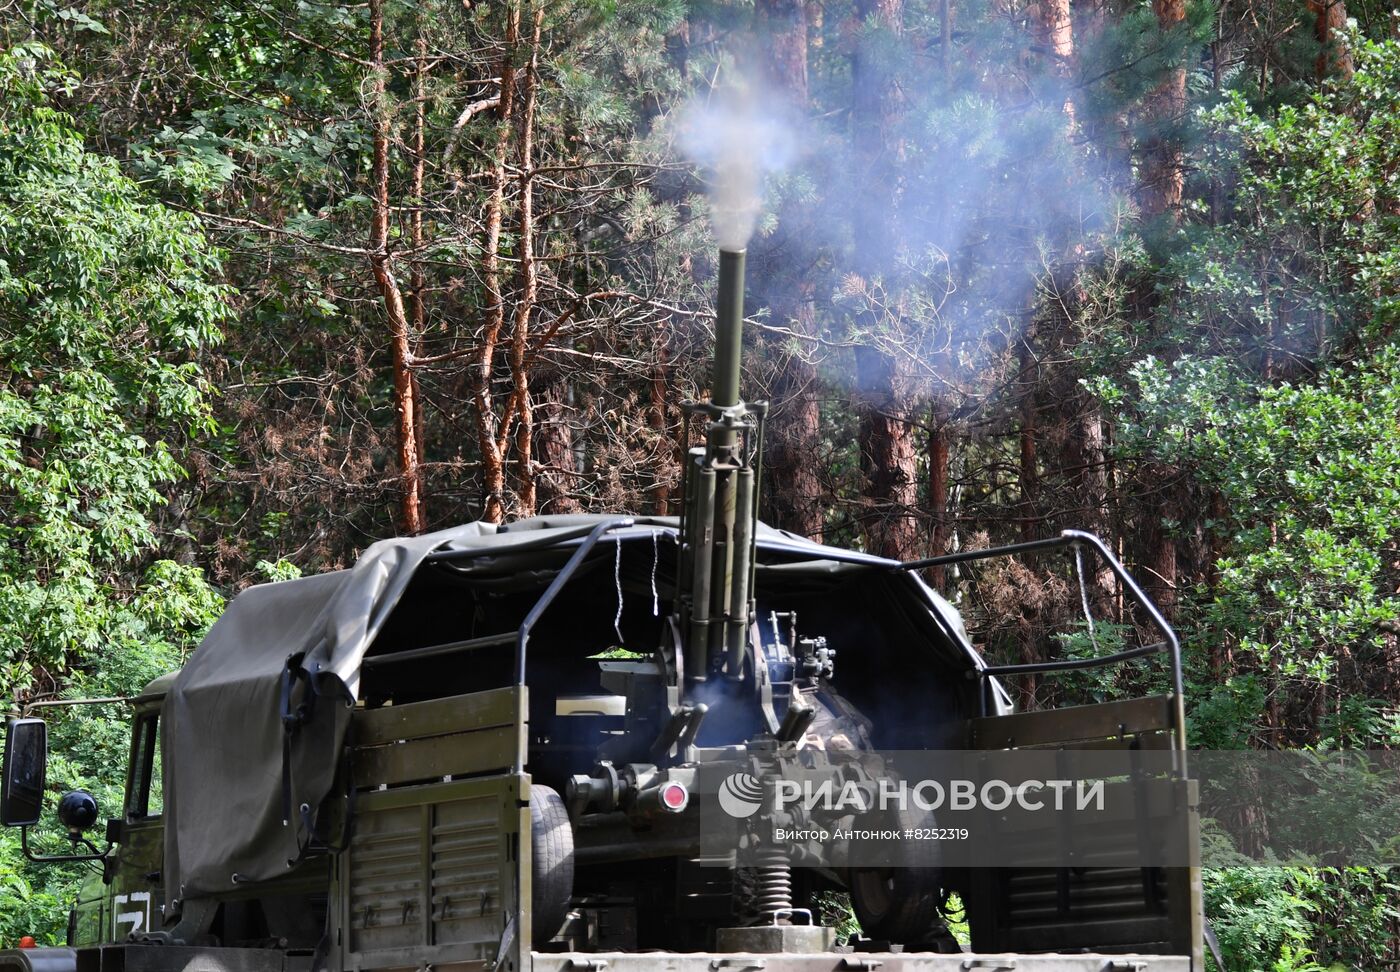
(660, 782, 689, 812)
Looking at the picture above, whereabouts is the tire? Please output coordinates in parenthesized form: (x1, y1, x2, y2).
(849, 803, 946, 947)
(849, 867, 947, 945)
(530, 784, 575, 946)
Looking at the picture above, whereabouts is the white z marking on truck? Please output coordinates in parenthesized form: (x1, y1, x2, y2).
(113, 891, 151, 939)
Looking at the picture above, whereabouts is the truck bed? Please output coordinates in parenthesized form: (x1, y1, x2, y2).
(533, 952, 1189, 971)
(1, 945, 1191, 972)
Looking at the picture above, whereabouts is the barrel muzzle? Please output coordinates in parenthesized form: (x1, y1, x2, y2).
(713, 248, 746, 408)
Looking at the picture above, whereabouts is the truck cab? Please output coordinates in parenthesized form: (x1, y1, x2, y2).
(68, 672, 171, 947)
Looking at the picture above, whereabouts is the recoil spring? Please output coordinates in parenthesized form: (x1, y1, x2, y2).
(752, 846, 793, 919)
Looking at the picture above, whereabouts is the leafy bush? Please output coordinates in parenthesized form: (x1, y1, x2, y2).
(0, 44, 225, 945)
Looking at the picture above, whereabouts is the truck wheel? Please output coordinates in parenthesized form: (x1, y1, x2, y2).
(849, 867, 946, 947)
(849, 803, 945, 947)
(530, 784, 574, 946)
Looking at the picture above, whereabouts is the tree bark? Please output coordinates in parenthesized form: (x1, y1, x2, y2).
(927, 409, 951, 587)
(648, 320, 673, 516)
(1139, 0, 1186, 219)
(1143, 465, 1179, 621)
(534, 370, 581, 514)
(1071, 405, 1117, 615)
(505, 6, 544, 516)
(1069, 0, 1104, 48)
(757, 0, 809, 102)
(756, 0, 824, 539)
(851, 0, 905, 271)
(851, 0, 919, 561)
(1017, 323, 1039, 544)
(473, 7, 518, 523)
(1035, 0, 1075, 127)
(368, 0, 424, 535)
(766, 343, 824, 537)
(409, 37, 428, 470)
(856, 347, 921, 560)
(1207, 488, 1229, 675)
(1033, 0, 1074, 71)
(1309, 0, 1354, 81)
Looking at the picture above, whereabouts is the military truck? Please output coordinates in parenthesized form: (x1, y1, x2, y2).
(0, 248, 1205, 972)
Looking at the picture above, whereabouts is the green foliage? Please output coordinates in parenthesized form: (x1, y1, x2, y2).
(0, 44, 227, 686)
(1205, 867, 1400, 971)
(1189, 675, 1268, 749)
(1205, 868, 1323, 971)
(0, 574, 219, 945)
(1079, 37, 1400, 972)
(0, 838, 67, 946)
(1089, 41, 1400, 757)
(1166, 35, 1400, 357)
(1052, 621, 1168, 704)
(0, 43, 226, 946)
(814, 891, 862, 941)
(254, 558, 302, 584)
(1105, 347, 1400, 747)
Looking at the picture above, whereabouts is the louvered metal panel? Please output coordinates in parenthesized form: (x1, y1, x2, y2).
(335, 773, 527, 972)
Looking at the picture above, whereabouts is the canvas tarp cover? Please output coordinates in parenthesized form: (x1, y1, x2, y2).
(159, 515, 985, 909)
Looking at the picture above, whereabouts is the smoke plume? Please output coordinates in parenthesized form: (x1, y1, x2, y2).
(678, 83, 796, 251)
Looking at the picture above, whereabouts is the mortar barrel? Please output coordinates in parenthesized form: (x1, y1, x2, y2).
(713, 248, 746, 408)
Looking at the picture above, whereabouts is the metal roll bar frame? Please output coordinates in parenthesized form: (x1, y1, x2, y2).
(422, 522, 1186, 773)
(513, 518, 647, 774)
(897, 529, 1188, 772)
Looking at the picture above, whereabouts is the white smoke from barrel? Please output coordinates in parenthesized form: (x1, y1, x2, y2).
(678, 83, 796, 251)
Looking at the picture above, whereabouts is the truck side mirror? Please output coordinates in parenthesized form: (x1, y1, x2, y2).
(1, 718, 48, 827)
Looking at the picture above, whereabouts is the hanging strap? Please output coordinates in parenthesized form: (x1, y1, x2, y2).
(279, 658, 314, 827)
(279, 657, 359, 870)
(1073, 544, 1100, 654)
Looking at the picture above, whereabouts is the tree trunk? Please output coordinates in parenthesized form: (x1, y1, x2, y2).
(1034, 0, 1074, 80)
(1139, 0, 1186, 219)
(1072, 0, 1133, 189)
(473, 7, 518, 523)
(851, 0, 918, 561)
(1207, 488, 1230, 676)
(1309, 0, 1354, 81)
(856, 347, 921, 560)
(534, 370, 581, 514)
(927, 409, 951, 587)
(851, 0, 904, 270)
(368, 0, 424, 535)
(1143, 465, 1179, 621)
(1017, 323, 1039, 544)
(1034, 0, 1075, 132)
(757, 0, 809, 101)
(505, 7, 543, 516)
(409, 38, 428, 471)
(756, 0, 824, 539)
(648, 320, 674, 516)
(766, 346, 824, 537)
(1070, 0, 1104, 47)
(1072, 405, 1117, 616)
